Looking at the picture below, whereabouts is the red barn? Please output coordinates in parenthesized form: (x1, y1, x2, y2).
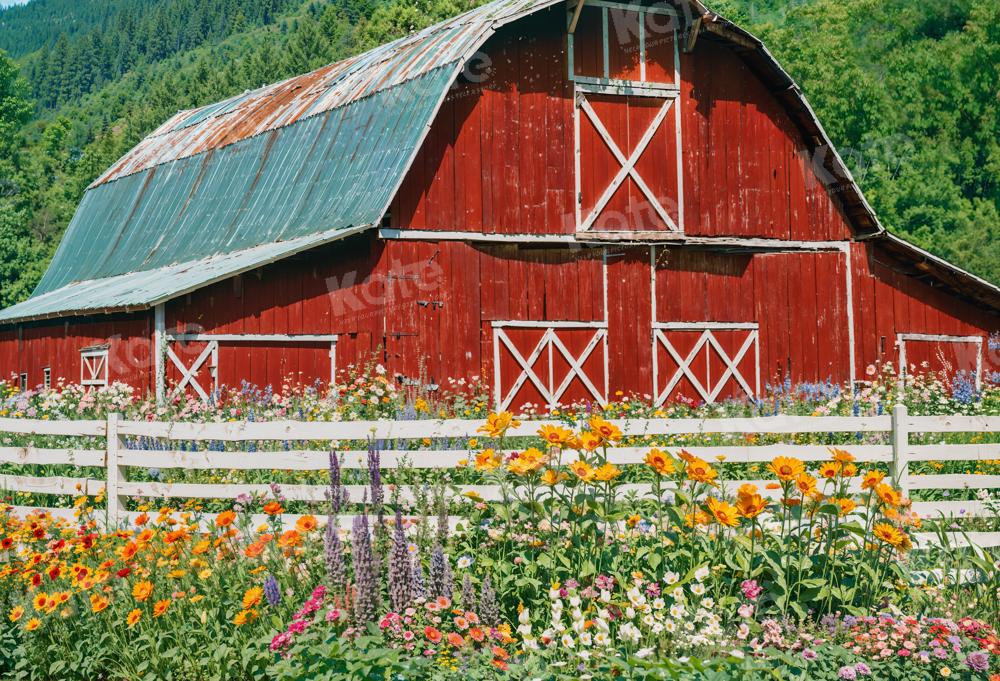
(1, 0, 997, 409)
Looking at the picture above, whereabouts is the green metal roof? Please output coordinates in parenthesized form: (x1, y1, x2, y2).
(0, 0, 565, 323)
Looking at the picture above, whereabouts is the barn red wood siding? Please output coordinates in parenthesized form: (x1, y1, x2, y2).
(0, 314, 152, 392)
(390, 8, 852, 240)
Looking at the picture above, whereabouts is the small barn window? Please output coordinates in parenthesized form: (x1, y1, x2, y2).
(568, 0, 679, 90)
(43, 367, 51, 390)
(18, 373, 27, 391)
(80, 347, 110, 387)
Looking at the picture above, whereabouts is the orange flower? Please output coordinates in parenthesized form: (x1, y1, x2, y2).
(876, 483, 902, 507)
(829, 448, 855, 464)
(474, 449, 502, 471)
(873, 523, 905, 548)
(90, 594, 110, 614)
(152, 600, 170, 617)
(134, 513, 149, 527)
(577, 431, 603, 452)
(447, 632, 465, 647)
(587, 416, 622, 444)
(234, 610, 250, 626)
(735, 493, 767, 519)
(215, 510, 237, 528)
(769, 457, 805, 482)
(817, 463, 841, 480)
(795, 473, 817, 496)
(684, 457, 718, 486)
(737, 483, 759, 497)
(706, 497, 740, 527)
(506, 448, 547, 476)
(120, 541, 139, 561)
(644, 448, 675, 476)
(25, 618, 41, 632)
(568, 460, 596, 482)
(262, 502, 284, 516)
(477, 412, 520, 438)
(684, 510, 711, 527)
(540, 468, 568, 486)
(278, 530, 301, 548)
(537, 425, 575, 446)
(8, 606, 23, 622)
(861, 470, 886, 490)
(132, 580, 153, 602)
(126, 609, 141, 627)
(593, 463, 622, 482)
(841, 463, 857, 478)
(242, 586, 264, 610)
(834, 497, 857, 516)
(677, 450, 696, 463)
(244, 542, 266, 559)
(295, 515, 318, 533)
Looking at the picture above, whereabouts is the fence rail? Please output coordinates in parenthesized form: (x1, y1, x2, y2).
(0, 405, 997, 549)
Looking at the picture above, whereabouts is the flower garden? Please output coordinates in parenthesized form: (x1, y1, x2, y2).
(0, 362, 998, 680)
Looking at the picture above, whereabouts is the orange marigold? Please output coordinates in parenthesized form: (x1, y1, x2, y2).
(644, 448, 675, 476)
(735, 493, 767, 519)
(126, 609, 141, 627)
(215, 510, 237, 528)
(537, 425, 575, 446)
(262, 502, 284, 516)
(242, 586, 264, 610)
(684, 457, 718, 486)
(474, 449, 502, 471)
(132, 580, 153, 602)
(587, 416, 622, 444)
(769, 457, 805, 482)
(152, 600, 170, 618)
(295, 515, 318, 533)
(706, 497, 740, 527)
(861, 470, 886, 490)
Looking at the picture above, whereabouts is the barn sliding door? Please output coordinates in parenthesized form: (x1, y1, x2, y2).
(492, 322, 608, 411)
(653, 322, 759, 405)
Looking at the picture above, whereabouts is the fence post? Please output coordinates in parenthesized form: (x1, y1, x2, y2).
(890, 403, 909, 493)
(105, 413, 125, 527)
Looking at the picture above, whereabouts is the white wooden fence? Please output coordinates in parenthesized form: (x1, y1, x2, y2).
(1, 405, 998, 549)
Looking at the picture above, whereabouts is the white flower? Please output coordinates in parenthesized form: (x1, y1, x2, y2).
(599, 589, 612, 603)
(652, 598, 665, 610)
(664, 620, 677, 633)
(618, 623, 641, 643)
(635, 647, 655, 659)
(690, 583, 706, 596)
(593, 631, 610, 646)
(569, 595, 581, 608)
(694, 566, 710, 582)
(549, 586, 562, 599)
(627, 587, 645, 606)
(625, 606, 636, 620)
(457, 556, 473, 569)
(518, 608, 532, 625)
(579, 631, 592, 646)
(642, 614, 656, 628)
(517, 623, 533, 636)
(664, 571, 680, 585)
(669, 604, 685, 618)
(561, 633, 576, 648)
(522, 636, 539, 650)
(577, 650, 591, 661)
(670, 587, 685, 600)
(701, 597, 714, 609)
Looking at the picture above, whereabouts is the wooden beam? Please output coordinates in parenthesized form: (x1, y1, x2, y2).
(568, 0, 585, 34)
(684, 16, 703, 53)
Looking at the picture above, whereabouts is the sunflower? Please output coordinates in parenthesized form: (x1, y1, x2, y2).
(873, 523, 905, 548)
(90, 595, 110, 614)
(684, 457, 718, 486)
(507, 448, 547, 476)
(152, 600, 170, 618)
(569, 460, 596, 482)
(587, 416, 622, 444)
(31, 593, 49, 612)
(477, 412, 521, 438)
(8, 605, 23, 622)
(644, 448, 675, 476)
(834, 497, 857, 516)
(795, 473, 817, 496)
(829, 448, 855, 464)
(132, 580, 154, 602)
(126, 609, 142, 627)
(876, 484, 902, 507)
(577, 431, 603, 452)
(540, 468, 569, 486)
(474, 449, 502, 471)
(769, 457, 805, 482)
(25, 618, 41, 632)
(861, 470, 886, 490)
(706, 498, 740, 527)
(735, 493, 767, 519)
(537, 425, 575, 446)
(593, 463, 622, 482)
(817, 463, 841, 480)
(242, 586, 264, 610)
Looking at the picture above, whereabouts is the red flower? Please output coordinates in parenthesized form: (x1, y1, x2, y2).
(423, 627, 442, 644)
(47, 566, 60, 581)
(1, 537, 13, 549)
(116, 567, 132, 578)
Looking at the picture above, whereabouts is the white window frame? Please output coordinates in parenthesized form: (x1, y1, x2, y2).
(43, 367, 51, 390)
(80, 347, 110, 387)
(18, 372, 27, 391)
(567, 0, 680, 91)
(896, 333, 983, 390)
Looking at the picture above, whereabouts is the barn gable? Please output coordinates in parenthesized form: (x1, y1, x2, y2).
(0, 0, 903, 326)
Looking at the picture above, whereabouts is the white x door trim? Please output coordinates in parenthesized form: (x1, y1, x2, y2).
(166, 341, 218, 401)
(575, 85, 681, 233)
(492, 322, 609, 411)
(652, 322, 759, 405)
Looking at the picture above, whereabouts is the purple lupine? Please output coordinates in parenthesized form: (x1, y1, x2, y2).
(366, 440, 384, 527)
(351, 513, 380, 623)
(412, 558, 427, 600)
(460, 573, 476, 611)
(436, 494, 449, 546)
(326, 450, 347, 514)
(388, 507, 413, 612)
(478, 575, 498, 626)
(429, 544, 453, 600)
(324, 451, 348, 592)
(264, 575, 281, 607)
